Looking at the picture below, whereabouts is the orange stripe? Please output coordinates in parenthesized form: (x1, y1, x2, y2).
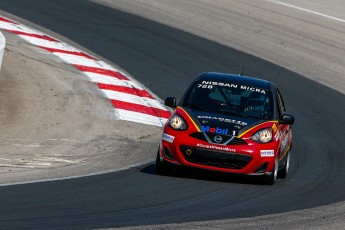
(177, 107, 200, 132)
(238, 121, 278, 138)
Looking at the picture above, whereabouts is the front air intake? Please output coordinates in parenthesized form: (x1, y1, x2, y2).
(254, 162, 268, 173)
(164, 147, 174, 160)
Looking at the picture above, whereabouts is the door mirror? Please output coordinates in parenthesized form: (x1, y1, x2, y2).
(280, 114, 294, 125)
(164, 97, 177, 108)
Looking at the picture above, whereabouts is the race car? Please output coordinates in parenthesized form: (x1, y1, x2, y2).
(156, 72, 294, 185)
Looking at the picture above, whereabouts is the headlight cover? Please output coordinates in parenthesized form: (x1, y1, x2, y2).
(169, 114, 187, 130)
(251, 128, 273, 143)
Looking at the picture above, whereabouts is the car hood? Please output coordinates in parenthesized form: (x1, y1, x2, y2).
(183, 107, 264, 136)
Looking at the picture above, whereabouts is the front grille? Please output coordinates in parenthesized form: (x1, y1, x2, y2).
(180, 145, 252, 170)
(228, 138, 247, 145)
(189, 132, 247, 145)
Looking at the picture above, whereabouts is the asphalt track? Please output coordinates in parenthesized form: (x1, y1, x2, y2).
(0, 0, 345, 229)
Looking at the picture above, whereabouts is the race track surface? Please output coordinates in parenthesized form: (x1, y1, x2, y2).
(0, 0, 345, 229)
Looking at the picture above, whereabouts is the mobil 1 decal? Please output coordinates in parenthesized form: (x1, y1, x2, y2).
(201, 125, 238, 136)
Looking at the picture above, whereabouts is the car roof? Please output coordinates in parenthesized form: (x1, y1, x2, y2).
(197, 72, 272, 91)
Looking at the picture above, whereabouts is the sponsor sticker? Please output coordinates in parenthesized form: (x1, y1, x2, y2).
(198, 81, 266, 94)
(201, 125, 229, 135)
(274, 130, 281, 141)
(162, 133, 175, 143)
(200, 125, 237, 136)
(197, 115, 247, 127)
(281, 134, 289, 150)
(260, 150, 274, 157)
(197, 143, 235, 152)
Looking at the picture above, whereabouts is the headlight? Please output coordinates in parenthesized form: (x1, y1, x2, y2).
(251, 128, 273, 143)
(169, 114, 187, 130)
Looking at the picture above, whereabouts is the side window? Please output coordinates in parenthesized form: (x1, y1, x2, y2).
(276, 89, 286, 118)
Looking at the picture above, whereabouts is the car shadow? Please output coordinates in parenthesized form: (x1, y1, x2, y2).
(140, 162, 268, 185)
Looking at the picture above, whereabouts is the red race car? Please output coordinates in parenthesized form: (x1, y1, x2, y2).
(156, 72, 294, 184)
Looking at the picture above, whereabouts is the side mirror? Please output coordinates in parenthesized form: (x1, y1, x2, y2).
(280, 114, 294, 125)
(164, 97, 177, 108)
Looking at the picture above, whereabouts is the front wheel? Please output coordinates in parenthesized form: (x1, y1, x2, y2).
(155, 149, 171, 175)
(278, 152, 290, 179)
(265, 157, 278, 185)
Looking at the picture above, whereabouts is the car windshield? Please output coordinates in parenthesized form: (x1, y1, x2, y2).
(182, 80, 274, 120)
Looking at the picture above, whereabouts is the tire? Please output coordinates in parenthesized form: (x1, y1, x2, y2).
(278, 152, 290, 179)
(155, 149, 171, 175)
(266, 157, 278, 185)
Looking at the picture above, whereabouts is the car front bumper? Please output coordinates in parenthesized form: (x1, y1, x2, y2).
(160, 129, 279, 175)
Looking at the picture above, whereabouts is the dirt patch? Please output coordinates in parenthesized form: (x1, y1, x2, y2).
(0, 32, 162, 184)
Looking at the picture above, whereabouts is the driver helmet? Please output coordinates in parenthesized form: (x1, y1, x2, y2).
(247, 92, 268, 112)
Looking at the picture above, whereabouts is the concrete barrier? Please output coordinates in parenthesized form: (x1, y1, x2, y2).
(0, 31, 5, 70)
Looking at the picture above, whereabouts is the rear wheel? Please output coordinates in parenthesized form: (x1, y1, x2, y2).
(155, 149, 171, 175)
(278, 152, 290, 179)
(266, 157, 278, 185)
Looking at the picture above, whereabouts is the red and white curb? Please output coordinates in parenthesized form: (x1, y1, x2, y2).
(0, 16, 171, 127)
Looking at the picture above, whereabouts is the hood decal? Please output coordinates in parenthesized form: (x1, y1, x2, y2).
(196, 115, 248, 127)
(181, 107, 265, 136)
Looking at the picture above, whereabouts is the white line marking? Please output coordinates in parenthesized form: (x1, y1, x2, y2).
(266, 0, 345, 24)
(85, 72, 144, 89)
(0, 22, 43, 34)
(26, 144, 41, 147)
(0, 22, 23, 31)
(101, 89, 169, 110)
(35, 157, 81, 164)
(0, 159, 154, 187)
(116, 109, 168, 126)
(0, 158, 11, 161)
(51, 52, 102, 67)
